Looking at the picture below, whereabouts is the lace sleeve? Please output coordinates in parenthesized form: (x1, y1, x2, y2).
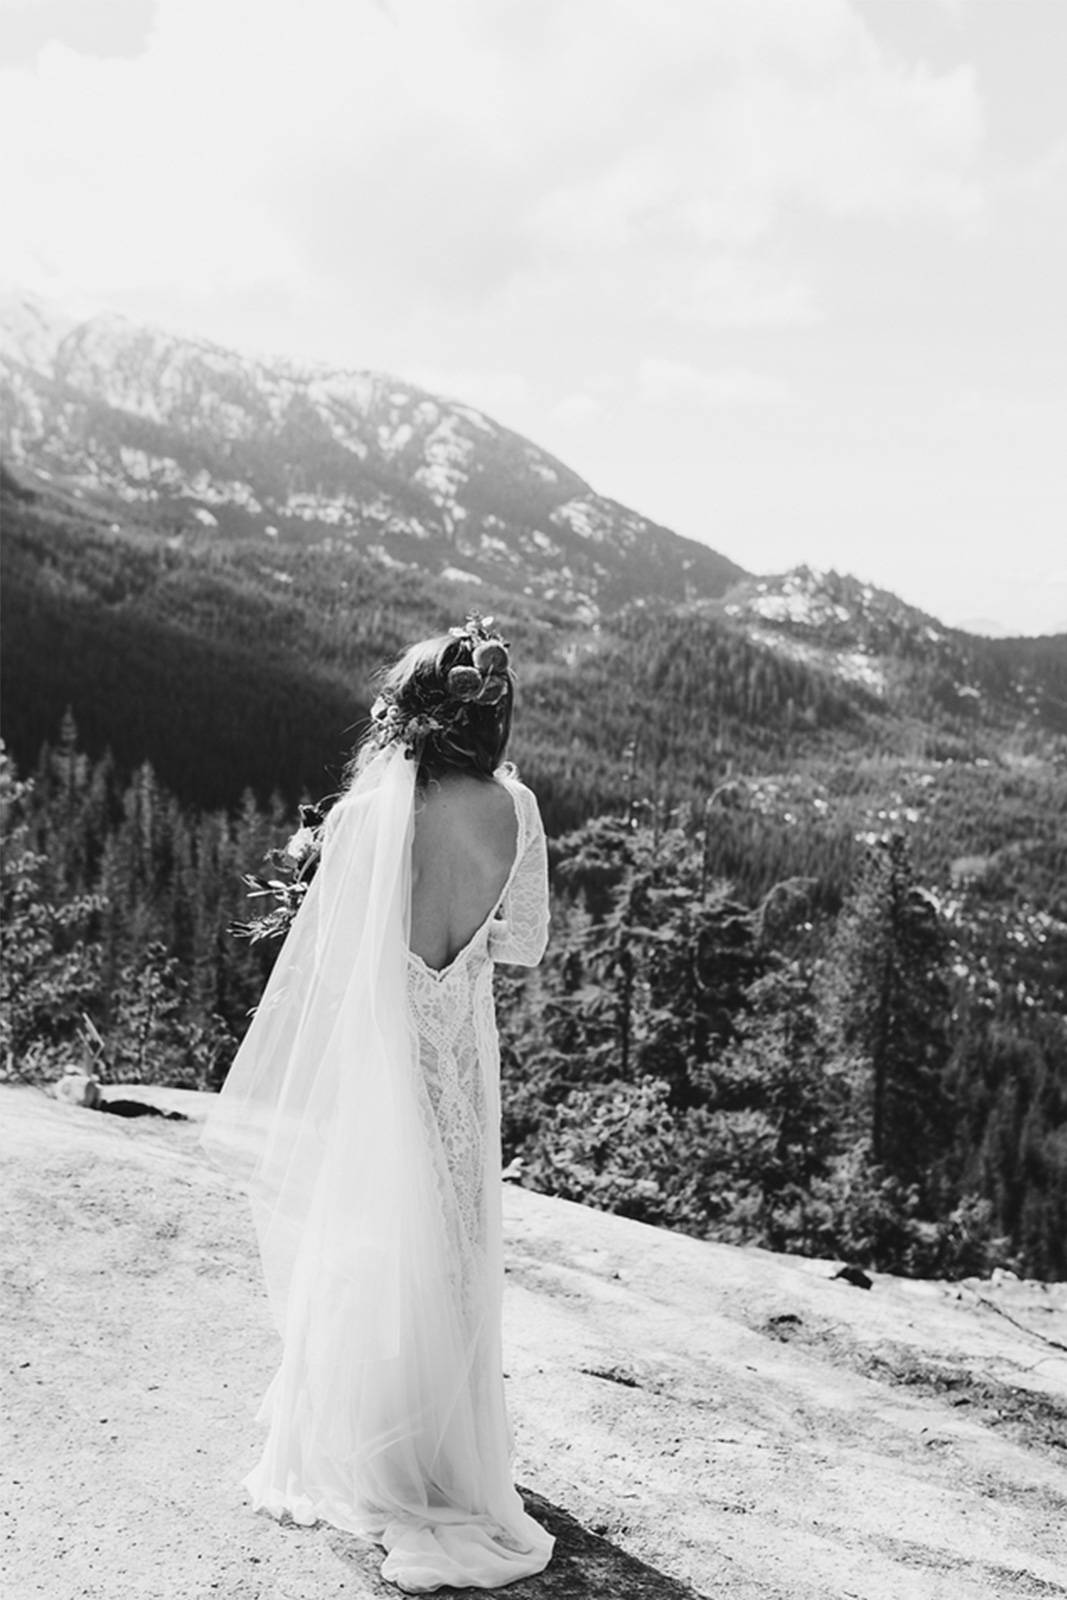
(488, 783, 550, 967)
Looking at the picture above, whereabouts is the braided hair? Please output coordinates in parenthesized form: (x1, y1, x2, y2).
(351, 614, 515, 788)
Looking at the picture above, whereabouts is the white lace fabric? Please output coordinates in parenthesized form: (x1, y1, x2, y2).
(199, 750, 553, 1592)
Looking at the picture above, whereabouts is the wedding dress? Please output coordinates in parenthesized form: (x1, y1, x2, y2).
(199, 743, 554, 1592)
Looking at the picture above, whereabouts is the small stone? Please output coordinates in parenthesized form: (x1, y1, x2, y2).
(833, 1264, 873, 1289)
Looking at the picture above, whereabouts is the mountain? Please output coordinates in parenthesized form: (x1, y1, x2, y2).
(707, 566, 1067, 737)
(2, 292, 1065, 830)
(0, 291, 744, 620)
(4, 302, 1065, 1293)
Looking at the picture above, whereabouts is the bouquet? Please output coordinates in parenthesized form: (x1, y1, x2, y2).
(229, 800, 328, 944)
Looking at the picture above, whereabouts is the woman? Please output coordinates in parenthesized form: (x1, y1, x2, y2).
(199, 615, 555, 1592)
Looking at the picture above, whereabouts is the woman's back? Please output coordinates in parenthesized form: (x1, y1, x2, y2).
(408, 772, 518, 973)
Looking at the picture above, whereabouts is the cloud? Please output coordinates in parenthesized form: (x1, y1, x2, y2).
(1016, 133, 1067, 199)
(652, 257, 820, 330)
(927, 0, 972, 21)
(552, 392, 602, 426)
(0, 0, 157, 66)
(406, 366, 530, 418)
(1, 0, 987, 354)
(638, 358, 788, 408)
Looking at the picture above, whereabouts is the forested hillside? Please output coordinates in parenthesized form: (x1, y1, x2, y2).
(4, 468, 1064, 828)
(0, 291, 745, 620)
(4, 505, 1062, 1280)
(4, 696, 1065, 1279)
(2, 303, 1065, 1286)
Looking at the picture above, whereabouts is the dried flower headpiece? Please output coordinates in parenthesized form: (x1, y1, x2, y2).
(230, 616, 512, 941)
(369, 612, 512, 760)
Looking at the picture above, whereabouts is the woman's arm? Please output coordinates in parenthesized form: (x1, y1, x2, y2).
(488, 785, 549, 967)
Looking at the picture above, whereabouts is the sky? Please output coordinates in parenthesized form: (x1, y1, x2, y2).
(3, 0, 1065, 634)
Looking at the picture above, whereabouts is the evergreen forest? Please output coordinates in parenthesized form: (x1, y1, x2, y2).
(2, 470, 1066, 1282)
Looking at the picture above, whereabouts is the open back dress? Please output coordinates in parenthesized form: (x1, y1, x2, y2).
(199, 744, 553, 1593)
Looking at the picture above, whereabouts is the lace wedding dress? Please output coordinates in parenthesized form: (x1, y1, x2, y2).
(199, 745, 554, 1592)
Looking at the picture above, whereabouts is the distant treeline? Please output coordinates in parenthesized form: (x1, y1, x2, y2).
(3, 720, 1064, 1281)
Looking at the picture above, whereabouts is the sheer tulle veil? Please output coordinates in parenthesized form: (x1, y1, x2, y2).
(197, 742, 552, 1582)
(199, 742, 419, 1352)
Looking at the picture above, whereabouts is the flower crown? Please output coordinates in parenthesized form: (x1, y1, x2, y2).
(369, 613, 512, 760)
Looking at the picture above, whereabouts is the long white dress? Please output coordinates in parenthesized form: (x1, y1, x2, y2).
(199, 744, 553, 1593)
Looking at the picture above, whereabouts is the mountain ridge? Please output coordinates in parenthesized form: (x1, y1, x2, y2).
(2, 457, 1065, 824)
(0, 290, 746, 620)
(2, 289, 1065, 831)
(4, 289, 1063, 647)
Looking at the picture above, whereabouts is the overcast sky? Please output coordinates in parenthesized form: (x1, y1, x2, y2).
(3, 0, 1065, 633)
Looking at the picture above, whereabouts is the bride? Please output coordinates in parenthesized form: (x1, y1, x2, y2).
(199, 615, 555, 1592)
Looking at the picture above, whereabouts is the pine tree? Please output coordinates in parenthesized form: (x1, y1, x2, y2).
(822, 834, 954, 1204)
(0, 748, 105, 1078)
(707, 962, 839, 1250)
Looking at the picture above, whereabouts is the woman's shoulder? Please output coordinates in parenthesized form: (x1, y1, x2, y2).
(493, 762, 533, 797)
(493, 771, 546, 844)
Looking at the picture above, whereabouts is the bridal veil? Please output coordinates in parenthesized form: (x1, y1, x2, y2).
(199, 742, 553, 1590)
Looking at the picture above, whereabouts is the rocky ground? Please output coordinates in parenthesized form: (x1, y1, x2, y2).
(2, 1082, 1066, 1600)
